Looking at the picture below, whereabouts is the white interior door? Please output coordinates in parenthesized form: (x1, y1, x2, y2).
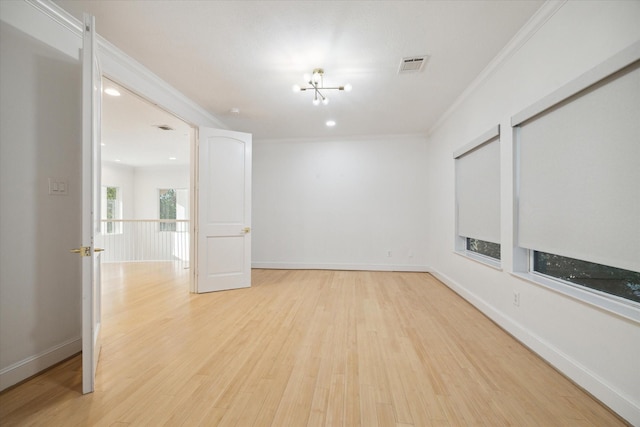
(80, 13, 102, 394)
(196, 128, 252, 293)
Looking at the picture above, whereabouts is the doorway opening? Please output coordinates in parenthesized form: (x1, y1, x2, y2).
(100, 77, 194, 282)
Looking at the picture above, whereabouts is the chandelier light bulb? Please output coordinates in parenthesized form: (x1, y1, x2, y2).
(292, 84, 301, 92)
(304, 73, 311, 83)
(344, 83, 352, 92)
(322, 97, 329, 105)
(313, 97, 320, 106)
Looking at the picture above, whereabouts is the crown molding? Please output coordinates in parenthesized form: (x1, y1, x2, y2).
(428, 0, 567, 136)
(25, 0, 82, 34)
(255, 132, 427, 145)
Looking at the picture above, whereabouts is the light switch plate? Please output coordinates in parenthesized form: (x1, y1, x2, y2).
(48, 177, 68, 195)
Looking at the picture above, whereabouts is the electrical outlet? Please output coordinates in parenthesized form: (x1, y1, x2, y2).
(513, 291, 520, 307)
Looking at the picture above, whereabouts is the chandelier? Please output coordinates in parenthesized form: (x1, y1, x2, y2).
(292, 68, 352, 105)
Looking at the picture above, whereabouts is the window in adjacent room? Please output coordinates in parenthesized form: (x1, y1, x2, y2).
(102, 186, 122, 234)
(159, 188, 188, 232)
(159, 188, 176, 231)
(454, 125, 501, 265)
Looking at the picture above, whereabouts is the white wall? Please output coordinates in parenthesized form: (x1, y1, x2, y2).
(0, 21, 82, 390)
(101, 163, 189, 220)
(133, 165, 189, 219)
(424, 1, 640, 423)
(101, 164, 189, 262)
(252, 135, 429, 271)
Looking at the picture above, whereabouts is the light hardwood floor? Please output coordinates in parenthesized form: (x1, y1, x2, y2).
(0, 263, 627, 426)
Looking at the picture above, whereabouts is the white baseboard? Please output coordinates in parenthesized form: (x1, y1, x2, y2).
(252, 262, 430, 272)
(0, 337, 81, 391)
(430, 270, 640, 426)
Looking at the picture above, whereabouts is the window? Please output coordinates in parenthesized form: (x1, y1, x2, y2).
(102, 186, 122, 234)
(159, 188, 188, 232)
(512, 43, 640, 312)
(467, 238, 501, 260)
(454, 125, 501, 265)
(533, 251, 640, 304)
(159, 189, 177, 231)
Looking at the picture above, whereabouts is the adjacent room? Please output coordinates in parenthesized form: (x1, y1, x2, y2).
(1, 1, 638, 425)
(100, 78, 192, 267)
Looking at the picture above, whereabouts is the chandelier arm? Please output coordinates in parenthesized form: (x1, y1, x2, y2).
(295, 70, 348, 100)
(312, 81, 326, 100)
(299, 83, 344, 90)
(299, 86, 343, 92)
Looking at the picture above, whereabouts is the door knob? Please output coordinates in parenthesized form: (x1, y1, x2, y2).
(70, 246, 91, 256)
(242, 227, 251, 233)
(70, 247, 104, 256)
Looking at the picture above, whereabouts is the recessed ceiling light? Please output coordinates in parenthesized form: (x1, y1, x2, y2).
(101, 143, 106, 146)
(104, 87, 121, 96)
(169, 157, 177, 160)
(115, 159, 121, 162)
(326, 120, 336, 127)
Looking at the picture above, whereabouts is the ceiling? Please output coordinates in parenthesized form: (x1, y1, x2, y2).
(55, 0, 544, 165)
(101, 78, 190, 167)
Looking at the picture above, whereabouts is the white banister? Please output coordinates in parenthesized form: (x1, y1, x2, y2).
(100, 220, 189, 263)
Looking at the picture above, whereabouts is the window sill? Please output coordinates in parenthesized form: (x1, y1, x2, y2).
(454, 250, 502, 271)
(511, 271, 640, 324)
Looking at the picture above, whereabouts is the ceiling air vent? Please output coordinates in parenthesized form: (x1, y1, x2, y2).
(155, 124, 174, 131)
(398, 55, 429, 73)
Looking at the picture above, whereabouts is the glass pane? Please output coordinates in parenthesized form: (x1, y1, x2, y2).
(466, 238, 501, 260)
(159, 189, 177, 232)
(533, 251, 640, 304)
(104, 187, 120, 234)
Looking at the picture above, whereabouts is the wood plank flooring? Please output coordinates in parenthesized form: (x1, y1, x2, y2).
(0, 263, 626, 426)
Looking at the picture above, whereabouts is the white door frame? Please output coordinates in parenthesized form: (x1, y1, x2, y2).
(80, 12, 102, 394)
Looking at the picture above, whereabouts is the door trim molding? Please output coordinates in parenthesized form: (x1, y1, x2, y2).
(24, 0, 228, 129)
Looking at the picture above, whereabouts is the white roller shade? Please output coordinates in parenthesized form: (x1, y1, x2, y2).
(518, 62, 640, 272)
(455, 132, 500, 244)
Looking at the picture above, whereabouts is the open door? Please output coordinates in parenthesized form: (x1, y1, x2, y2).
(195, 128, 252, 293)
(79, 13, 102, 394)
